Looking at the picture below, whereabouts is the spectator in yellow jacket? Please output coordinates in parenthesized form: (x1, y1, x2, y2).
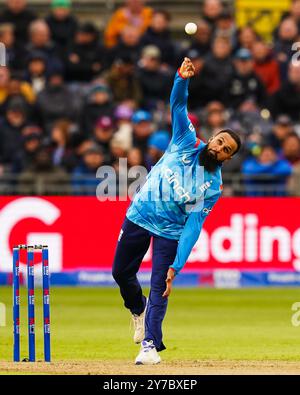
(104, 0, 153, 48)
(0, 66, 36, 105)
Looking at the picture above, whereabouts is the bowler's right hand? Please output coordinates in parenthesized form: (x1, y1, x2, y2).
(179, 57, 195, 79)
(162, 268, 176, 298)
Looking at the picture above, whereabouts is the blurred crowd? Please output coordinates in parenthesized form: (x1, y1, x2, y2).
(0, 0, 300, 196)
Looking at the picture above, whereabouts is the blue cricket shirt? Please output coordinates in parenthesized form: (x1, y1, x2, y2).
(126, 70, 223, 274)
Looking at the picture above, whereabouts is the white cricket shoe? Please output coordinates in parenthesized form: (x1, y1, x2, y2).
(132, 299, 148, 344)
(135, 340, 161, 365)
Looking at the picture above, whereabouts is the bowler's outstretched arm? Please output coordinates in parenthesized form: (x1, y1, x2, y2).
(170, 57, 196, 149)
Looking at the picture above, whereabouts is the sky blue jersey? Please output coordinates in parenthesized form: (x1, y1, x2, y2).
(126, 70, 223, 274)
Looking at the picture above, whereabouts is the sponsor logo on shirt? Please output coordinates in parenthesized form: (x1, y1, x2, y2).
(182, 154, 192, 165)
(199, 180, 213, 194)
(163, 167, 191, 203)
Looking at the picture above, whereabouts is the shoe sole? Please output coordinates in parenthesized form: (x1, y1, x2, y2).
(135, 360, 161, 365)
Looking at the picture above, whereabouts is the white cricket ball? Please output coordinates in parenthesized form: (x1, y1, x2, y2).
(185, 22, 197, 35)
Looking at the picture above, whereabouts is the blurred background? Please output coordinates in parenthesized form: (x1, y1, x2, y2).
(0, 0, 300, 288)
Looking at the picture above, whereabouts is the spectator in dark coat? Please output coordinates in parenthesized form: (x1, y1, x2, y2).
(202, 0, 223, 29)
(270, 62, 300, 121)
(48, 119, 77, 172)
(273, 18, 299, 81)
(0, 98, 28, 165)
(203, 36, 234, 96)
(136, 45, 172, 110)
(65, 22, 106, 82)
(274, 0, 300, 39)
(81, 83, 114, 136)
(265, 115, 294, 152)
(108, 25, 142, 66)
(141, 10, 176, 67)
(45, 0, 78, 57)
(26, 19, 63, 76)
(0, 0, 37, 45)
(187, 49, 219, 110)
(72, 145, 104, 195)
(0, 23, 27, 71)
(35, 68, 80, 133)
(224, 48, 266, 110)
(12, 125, 42, 173)
(92, 115, 115, 164)
(214, 10, 237, 47)
(18, 146, 70, 195)
(189, 19, 212, 57)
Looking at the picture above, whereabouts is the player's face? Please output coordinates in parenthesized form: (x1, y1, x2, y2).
(207, 132, 238, 162)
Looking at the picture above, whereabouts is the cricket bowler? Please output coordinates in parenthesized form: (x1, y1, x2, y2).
(112, 57, 241, 365)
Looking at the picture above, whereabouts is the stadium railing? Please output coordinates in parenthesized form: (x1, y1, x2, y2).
(0, 173, 297, 197)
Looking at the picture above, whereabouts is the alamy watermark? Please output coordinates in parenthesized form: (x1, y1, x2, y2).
(0, 303, 6, 327)
(283, 42, 300, 66)
(95, 159, 210, 213)
(291, 42, 300, 66)
(0, 43, 6, 66)
(291, 302, 300, 327)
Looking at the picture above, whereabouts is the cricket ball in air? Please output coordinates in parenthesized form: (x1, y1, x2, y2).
(185, 22, 197, 35)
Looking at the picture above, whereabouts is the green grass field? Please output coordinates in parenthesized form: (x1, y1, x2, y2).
(1, 286, 300, 365)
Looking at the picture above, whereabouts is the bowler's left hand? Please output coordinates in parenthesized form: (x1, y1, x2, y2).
(162, 268, 175, 298)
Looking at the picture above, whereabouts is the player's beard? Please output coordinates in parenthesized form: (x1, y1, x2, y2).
(198, 145, 222, 173)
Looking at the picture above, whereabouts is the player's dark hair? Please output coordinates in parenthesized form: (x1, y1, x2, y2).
(215, 129, 242, 155)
